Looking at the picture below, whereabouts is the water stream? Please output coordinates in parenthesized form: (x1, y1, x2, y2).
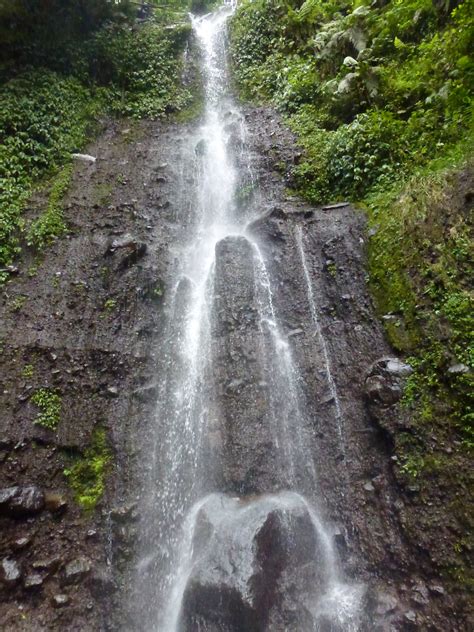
(132, 6, 363, 630)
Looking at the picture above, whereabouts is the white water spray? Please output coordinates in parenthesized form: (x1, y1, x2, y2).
(131, 7, 363, 631)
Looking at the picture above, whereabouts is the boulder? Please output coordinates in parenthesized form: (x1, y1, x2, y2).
(0, 486, 45, 518)
(179, 492, 339, 631)
(365, 357, 412, 409)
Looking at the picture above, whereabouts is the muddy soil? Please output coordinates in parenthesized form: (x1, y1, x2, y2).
(0, 108, 471, 630)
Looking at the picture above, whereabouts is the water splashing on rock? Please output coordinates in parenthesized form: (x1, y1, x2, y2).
(131, 6, 364, 630)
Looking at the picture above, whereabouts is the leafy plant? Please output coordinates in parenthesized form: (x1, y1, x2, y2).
(103, 298, 117, 311)
(22, 364, 34, 378)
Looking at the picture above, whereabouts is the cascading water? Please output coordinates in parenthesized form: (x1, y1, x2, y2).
(132, 6, 363, 630)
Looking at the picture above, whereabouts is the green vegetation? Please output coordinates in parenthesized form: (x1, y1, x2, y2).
(31, 388, 62, 431)
(103, 298, 117, 311)
(21, 364, 34, 379)
(64, 427, 112, 512)
(10, 294, 27, 312)
(230, 1, 473, 201)
(230, 0, 473, 451)
(27, 164, 73, 250)
(0, 0, 197, 283)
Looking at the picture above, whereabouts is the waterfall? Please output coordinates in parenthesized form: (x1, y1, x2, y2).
(295, 225, 346, 452)
(131, 6, 363, 630)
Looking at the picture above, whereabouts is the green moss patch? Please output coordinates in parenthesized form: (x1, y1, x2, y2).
(64, 428, 112, 512)
(32, 388, 62, 431)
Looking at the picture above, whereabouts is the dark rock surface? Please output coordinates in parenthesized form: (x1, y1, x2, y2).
(0, 99, 470, 632)
(212, 236, 280, 495)
(0, 116, 182, 629)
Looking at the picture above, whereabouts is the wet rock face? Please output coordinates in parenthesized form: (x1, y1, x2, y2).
(212, 237, 279, 495)
(180, 493, 325, 632)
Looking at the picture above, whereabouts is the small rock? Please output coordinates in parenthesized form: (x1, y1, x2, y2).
(363, 482, 375, 492)
(374, 591, 399, 616)
(225, 379, 244, 393)
(429, 583, 445, 596)
(110, 503, 138, 523)
(333, 527, 347, 555)
(88, 567, 115, 595)
(287, 328, 304, 337)
(131, 383, 159, 403)
(343, 56, 359, 67)
(372, 475, 384, 491)
(52, 594, 69, 608)
(404, 610, 417, 623)
(106, 385, 119, 398)
(0, 487, 18, 506)
(24, 573, 43, 590)
(447, 363, 469, 375)
(195, 139, 207, 156)
(385, 358, 413, 377)
(72, 153, 96, 163)
(11, 536, 31, 551)
(105, 234, 147, 269)
(411, 581, 429, 605)
(63, 557, 91, 584)
(32, 557, 61, 574)
(1, 558, 22, 588)
(45, 491, 68, 514)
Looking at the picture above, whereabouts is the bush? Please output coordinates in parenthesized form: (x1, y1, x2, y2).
(0, 71, 97, 279)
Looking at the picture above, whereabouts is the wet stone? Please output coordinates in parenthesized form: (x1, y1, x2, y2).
(447, 363, 469, 375)
(11, 537, 31, 551)
(110, 503, 138, 523)
(32, 557, 61, 574)
(24, 573, 44, 590)
(52, 594, 69, 608)
(1, 558, 22, 588)
(0, 485, 45, 517)
(404, 610, 417, 623)
(63, 557, 91, 584)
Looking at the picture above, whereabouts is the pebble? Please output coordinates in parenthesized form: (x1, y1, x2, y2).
(52, 594, 69, 608)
